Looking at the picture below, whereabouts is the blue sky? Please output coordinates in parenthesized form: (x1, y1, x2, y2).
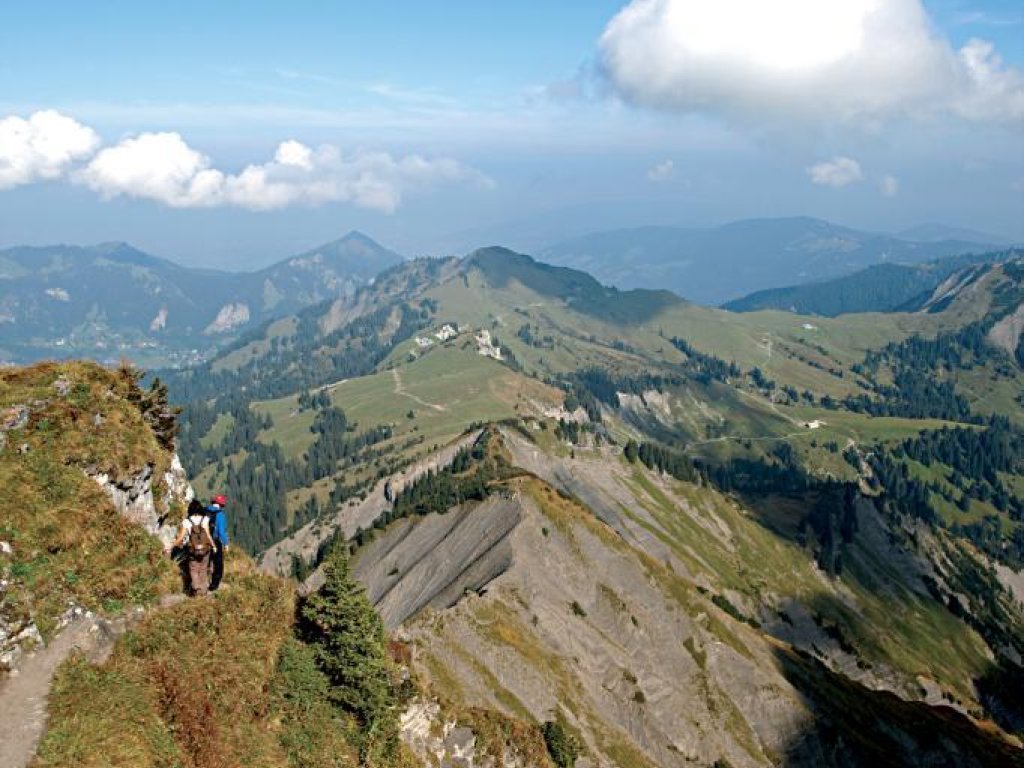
(1, 1, 1022, 267)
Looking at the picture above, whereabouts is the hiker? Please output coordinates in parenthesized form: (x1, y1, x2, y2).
(168, 499, 217, 596)
(206, 495, 230, 592)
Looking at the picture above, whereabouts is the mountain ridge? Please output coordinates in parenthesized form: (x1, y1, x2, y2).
(0, 230, 404, 366)
(724, 248, 1023, 316)
(539, 216, 994, 305)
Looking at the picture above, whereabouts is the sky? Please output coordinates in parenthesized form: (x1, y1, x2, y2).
(1, 0, 1022, 269)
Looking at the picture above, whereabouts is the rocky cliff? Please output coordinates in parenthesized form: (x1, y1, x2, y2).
(335, 430, 1024, 767)
(0, 361, 191, 674)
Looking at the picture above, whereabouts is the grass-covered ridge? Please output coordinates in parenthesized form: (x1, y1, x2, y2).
(36, 566, 370, 768)
(0, 361, 180, 642)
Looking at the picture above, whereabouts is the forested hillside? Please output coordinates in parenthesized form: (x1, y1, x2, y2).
(725, 248, 1021, 316)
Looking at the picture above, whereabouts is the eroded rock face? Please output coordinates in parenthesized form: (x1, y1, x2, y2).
(87, 452, 193, 547)
(149, 307, 168, 332)
(400, 699, 534, 768)
(260, 431, 483, 579)
(987, 302, 1024, 358)
(203, 302, 250, 334)
(354, 494, 521, 629)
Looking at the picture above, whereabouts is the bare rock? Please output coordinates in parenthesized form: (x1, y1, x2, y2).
(87, 452, 193, 547)
(400, 699, 532, 768)
(987, 302, 1024, 358)
(1, 405, 28, 432)
(203, 302, 250, 334)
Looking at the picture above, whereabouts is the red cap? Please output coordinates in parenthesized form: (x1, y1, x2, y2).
(212, 494, 228, 505)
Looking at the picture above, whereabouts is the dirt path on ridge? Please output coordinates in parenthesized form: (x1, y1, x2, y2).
(0, 595, 184, 768)
(391, 368, 447, 412)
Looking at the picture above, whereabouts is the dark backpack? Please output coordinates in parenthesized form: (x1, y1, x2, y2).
(187, 516, 209, 557)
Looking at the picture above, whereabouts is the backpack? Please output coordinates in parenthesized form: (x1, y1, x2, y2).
(205, 507, 222, 543)
(187, 515, 209, 557)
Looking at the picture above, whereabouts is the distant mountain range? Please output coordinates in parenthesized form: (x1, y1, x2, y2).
(895, 223, 1012, 245)
(724, 248, 1023, 316)
(2, 216, 1015, 366)
(0, 231, 402, 365)
(539, 216, 1002, 305)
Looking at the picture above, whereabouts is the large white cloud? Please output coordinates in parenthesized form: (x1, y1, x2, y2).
(0, 109, 490, 212)
(0, 110, 100, 189)
(599, 0, 1024, 126)
(75, 131, 492, 212)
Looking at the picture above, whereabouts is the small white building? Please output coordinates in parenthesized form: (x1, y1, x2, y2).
(414, 336, 433, 348)
(435, 324, 459, 342)
(475, 329, 503, 360)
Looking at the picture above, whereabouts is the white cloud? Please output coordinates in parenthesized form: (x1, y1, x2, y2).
(78, 132, 223, 208)
(0, 109, 491, 212)
(0, 110, 100, 189)
(647, 159, 675, 181)
(74, 131, 491, 213)
(879, 174, 900, 197)
(807, 156, 863, 187)
(599, 0, 1024, 126)
(952, 39, 1024, 124)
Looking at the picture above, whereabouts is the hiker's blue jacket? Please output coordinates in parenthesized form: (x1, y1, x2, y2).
(206, 506, 229, 546)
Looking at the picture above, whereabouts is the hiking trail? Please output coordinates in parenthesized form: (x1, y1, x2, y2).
(391, 368, 447, 411)
(0, 595, 184, 768)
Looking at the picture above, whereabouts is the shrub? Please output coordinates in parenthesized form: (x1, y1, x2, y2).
(542, 718, 580, 768)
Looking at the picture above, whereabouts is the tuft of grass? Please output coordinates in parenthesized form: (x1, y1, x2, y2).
(36, 656, 181, 768)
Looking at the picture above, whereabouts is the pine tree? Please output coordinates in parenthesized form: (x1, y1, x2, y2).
(299, 547, 397, 756)
(624, 439, 639, 463)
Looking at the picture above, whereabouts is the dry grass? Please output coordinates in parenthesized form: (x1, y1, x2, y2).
(36, 571, 360, 768)
(1, 362, 177, 638)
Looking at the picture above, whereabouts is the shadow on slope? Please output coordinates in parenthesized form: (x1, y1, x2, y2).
(774, 645, 1023, 767)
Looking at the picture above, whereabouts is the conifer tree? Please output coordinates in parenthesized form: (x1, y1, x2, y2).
(299, 546, 397, 756)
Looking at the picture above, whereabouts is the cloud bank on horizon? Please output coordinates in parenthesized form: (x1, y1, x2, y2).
(0, 111, 492, 213)
(599, 0, 1024, 126)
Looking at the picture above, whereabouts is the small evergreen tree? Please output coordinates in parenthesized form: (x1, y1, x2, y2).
(624, 439, 639, 463)
(299, 546, 397, 760)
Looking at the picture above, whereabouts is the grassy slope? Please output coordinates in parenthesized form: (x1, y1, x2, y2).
(0, 362, 178, 640)
(36, 562, 364, 768)
(189, 249, 1020, 559)
(421, 258, 944, 401)
(196, 345, 562, 518)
